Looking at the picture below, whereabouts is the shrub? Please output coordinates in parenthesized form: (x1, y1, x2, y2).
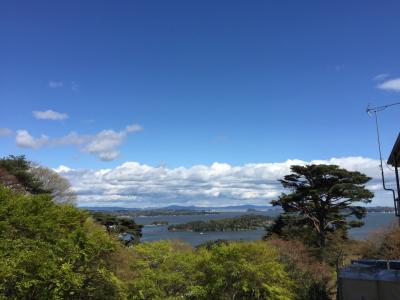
(0, 185, 126, 299)
(268, 239, 333, 300)
(355, 222, 400, 260)
(128, 240, 295, 300)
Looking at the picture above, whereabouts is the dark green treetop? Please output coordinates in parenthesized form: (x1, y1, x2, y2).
(91, 212, 143, 246)
(269, 164, 374, 249)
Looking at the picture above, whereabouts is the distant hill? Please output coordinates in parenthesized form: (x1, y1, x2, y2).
(80, 204, 276, 212)
(80, 205, 396, 214)
(80, 206, 140, 211)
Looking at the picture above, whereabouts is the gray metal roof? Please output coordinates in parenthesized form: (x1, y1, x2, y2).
(388, 133, 400, 167)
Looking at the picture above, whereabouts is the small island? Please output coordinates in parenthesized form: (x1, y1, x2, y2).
(168, 215, 273, 232)
(365, 206, 395, 213)
(151, 220, 169, 226)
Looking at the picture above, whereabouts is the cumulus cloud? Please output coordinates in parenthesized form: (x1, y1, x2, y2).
(48, 81, 63, 88)
(377, 78, 400, 92)
(0, 128, 12, 136)
(14, 124, 142, 161)
(84, 130, 122, 160)
(56, 157, 394, 208)
(33, 109, 69, 121)
(16, 130, 49, 149)
(81, 124, 143, 161)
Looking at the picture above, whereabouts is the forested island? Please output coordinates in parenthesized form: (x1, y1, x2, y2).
(168, 214, 273, 232)
(365, 206, 396, 213)
(151, 220, 169, 225)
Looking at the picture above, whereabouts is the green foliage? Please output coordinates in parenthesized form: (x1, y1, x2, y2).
(168, 214, 273, 232)
(196, 241, 294, 300)
(91, 212, 143, 246)
(0, 156, 340, 300)
(268, 164, 373, 250)
(0, 185, 125, 299)
(264, 214, 317, 246)
(0, 182, 328, 300)
(196, 239, 231, 250)
(128, 240, 205, 300)
(128, 240, 295, 300)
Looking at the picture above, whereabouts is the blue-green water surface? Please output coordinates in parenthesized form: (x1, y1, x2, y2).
(134, 211, 396, 246)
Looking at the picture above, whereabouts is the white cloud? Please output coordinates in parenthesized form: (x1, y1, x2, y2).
(82, 124, 143, 161)
(49, 81, 63, 88)
(377, 78, 400, 92)
(33, 109, 69, 121)
(14, 124, 142, 161)
(56, 157, 395, 208)
(83, 130, 124, 160)
(15, 130, 49, 149)
(0, 128, 12, 136)
(373, 73, 389, 81)
(53, 165, 73, 173)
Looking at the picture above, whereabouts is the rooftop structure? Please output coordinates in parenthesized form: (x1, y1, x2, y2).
(338, 260, 400, 300)
(388, 133, 400, 167)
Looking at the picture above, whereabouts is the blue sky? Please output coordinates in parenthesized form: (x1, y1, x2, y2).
(1, 1, 400, 207)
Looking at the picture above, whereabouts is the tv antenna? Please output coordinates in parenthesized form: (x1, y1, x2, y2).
(367, 102, 400, 222)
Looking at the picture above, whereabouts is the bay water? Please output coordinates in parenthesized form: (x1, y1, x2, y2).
(134, 211, 397, 246)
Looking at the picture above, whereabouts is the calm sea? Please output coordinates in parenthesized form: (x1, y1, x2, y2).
(134, 211, 397, 246)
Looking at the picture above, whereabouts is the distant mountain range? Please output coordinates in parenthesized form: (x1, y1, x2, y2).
(80, 204, 277, 212)
(80, 204, 396, 214)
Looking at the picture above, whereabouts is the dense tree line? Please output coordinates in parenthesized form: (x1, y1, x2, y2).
(0, 185, 125, 299)
(1, 156, 392, 300)
(168, 214, 273, 232)
(0, 183, 334, 299)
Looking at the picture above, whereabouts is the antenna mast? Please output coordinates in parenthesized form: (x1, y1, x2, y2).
(367, 102, 400, 222)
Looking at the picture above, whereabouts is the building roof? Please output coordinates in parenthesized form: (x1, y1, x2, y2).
(388, 133, 400, 167)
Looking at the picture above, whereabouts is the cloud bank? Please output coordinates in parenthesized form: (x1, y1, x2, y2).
(55, 156, 395, 208)
(15, 124, 143, 161)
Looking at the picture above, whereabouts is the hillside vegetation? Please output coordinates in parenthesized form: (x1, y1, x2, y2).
(2, 155, 393, 300)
